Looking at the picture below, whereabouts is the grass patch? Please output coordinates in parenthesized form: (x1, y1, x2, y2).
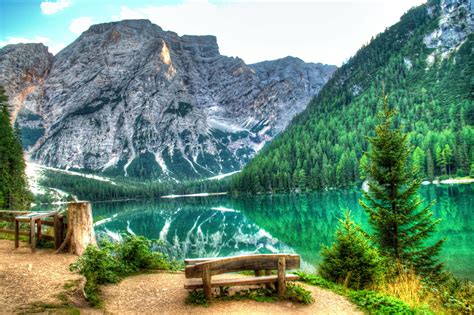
(296, 271, 474, 314)
(18, 280, 83, 314)
(186, 282, 313, 307)
(295, 272, 417, 314)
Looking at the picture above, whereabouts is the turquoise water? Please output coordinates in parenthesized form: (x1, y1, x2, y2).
(93, 184, 474, 280)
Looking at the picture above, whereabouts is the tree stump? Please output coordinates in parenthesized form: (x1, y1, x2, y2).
(56, 201, 96, 255)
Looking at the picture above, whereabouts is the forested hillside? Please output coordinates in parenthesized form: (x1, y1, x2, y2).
(231, 0, 473, 193)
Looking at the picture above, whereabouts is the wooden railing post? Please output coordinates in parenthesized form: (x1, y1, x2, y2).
(277, 257, 286, 297)
(14, 219, 19, 248)
(203, 264, 212, 300)
(30, 218, 36, 253)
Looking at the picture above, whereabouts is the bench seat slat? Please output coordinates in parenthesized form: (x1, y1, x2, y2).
(185, 254, 300, 278)
(184, 274, 299, 290)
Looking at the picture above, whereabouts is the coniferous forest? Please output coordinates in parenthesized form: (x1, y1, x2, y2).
(231, 3, 473, 193)
(0, 87, 32, 209)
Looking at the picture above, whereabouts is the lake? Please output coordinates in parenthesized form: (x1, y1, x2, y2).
(93, 184, 474, 280)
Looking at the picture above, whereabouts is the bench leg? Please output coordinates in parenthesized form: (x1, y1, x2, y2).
(15, 220, 19, 249)
(30, 218, 36, 253)
(265, 270, 273, 290)
(203, 265, 212, 300)
(277, 257, 286, 297)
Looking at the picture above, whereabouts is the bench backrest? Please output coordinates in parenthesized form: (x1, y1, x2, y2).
(185, 254, 300, 278)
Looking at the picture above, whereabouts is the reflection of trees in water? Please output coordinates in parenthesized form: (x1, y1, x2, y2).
(91, 184, 473, 279)
(232, 190, 363, 266)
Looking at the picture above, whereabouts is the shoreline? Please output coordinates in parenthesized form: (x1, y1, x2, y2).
(421, 177, 474, 185)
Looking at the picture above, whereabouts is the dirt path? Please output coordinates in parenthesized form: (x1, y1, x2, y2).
(102, 273, 361, 314)
(0, 240, 92, 313)
(0, 240, 361, 314)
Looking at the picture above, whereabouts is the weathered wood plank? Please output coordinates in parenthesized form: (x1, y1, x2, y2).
(184, 274, 299, 290)
(185, 254, 300, 278)
(277, 257, 286, 297)
(184, 257, 219, 266)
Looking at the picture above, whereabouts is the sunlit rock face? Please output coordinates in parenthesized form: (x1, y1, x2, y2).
(0, 43, 53, 147)
(0, 20, 336, 179)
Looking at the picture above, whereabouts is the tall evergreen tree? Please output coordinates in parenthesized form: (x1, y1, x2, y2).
(359, 95, 444, 277)
(0, 86, 32, 210)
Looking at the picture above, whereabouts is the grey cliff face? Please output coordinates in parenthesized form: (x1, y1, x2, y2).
(0, 20, 336, 179)
(424, 0, 473, 54)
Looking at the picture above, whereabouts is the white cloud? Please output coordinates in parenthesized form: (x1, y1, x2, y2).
(115, 0, 426, 65)
(48, 43, 66, 55)
(40, 0, 72, 15)
(0, 36, 65, 55)
(69, 16, 94, 35)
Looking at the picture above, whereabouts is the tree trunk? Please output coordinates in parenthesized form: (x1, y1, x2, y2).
(59, 202, 96, 255)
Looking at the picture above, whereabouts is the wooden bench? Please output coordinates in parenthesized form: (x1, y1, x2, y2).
(14, 211, 62, 253)
(184, 254, 300, 300)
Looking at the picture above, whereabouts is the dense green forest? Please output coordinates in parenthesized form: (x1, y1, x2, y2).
(39, 170, 229, 202)
(231, 1, 473, 193)
(0, 86, 32, 209)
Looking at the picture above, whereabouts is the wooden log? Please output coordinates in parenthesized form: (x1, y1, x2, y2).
(277, 257, 286, 297)
(56, 202, 96, 255)
(202, 265, 212, 300)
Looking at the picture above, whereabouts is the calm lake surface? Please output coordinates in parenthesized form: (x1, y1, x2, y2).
(93, 184, 474, 280)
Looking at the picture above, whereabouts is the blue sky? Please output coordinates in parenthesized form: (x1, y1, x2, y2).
(0, 0, 426, 65)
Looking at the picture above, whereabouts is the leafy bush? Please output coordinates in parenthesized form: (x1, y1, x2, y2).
(70, 235, 180, 306)
(185, 290, 208, 307)
(348, 290, 414, 314)
(319, 211, 385, 289)
(285, 283, 314, 304)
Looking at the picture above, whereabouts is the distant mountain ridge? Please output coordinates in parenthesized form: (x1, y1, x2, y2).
(0, 19, 336, 180)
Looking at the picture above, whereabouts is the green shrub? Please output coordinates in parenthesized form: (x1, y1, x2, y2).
(319, 211, 385, 289)
(70, 235, 180, 307)
(348, 290, 414, 314)
(285, 283, 314, 304)
(185, 290, 209, 307)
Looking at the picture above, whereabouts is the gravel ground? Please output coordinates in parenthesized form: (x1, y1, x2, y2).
(0, 240, 361, 314)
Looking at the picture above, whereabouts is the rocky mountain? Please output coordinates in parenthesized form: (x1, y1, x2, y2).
(0, 20, 335, 180)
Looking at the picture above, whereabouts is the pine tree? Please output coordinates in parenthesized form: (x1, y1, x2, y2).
(412, 146, 426, 178)
(359, 95, 444, 277)
(0, 86, 32, 210)
(319, 211, 384, 289)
